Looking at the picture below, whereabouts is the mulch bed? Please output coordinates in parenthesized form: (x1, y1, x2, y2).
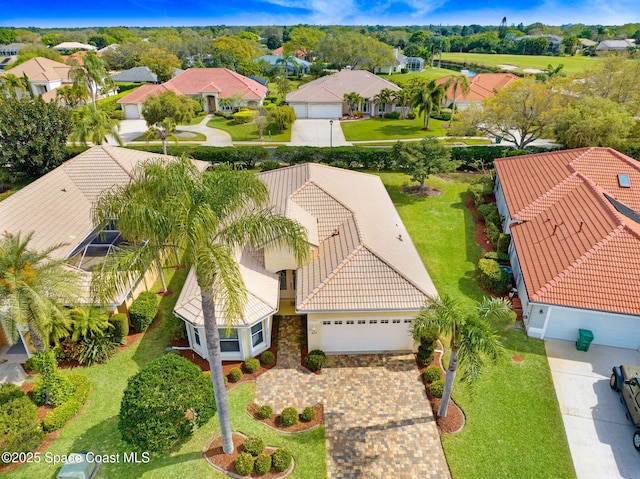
(402, 184, 443, 197)
(464, 193, 493, 254)
(417, 341, 465, 434)
(204, 432, 294, 478)
(246, 403, 323, 433)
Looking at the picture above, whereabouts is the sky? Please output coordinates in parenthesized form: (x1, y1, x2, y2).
(3, 0, 639, 28)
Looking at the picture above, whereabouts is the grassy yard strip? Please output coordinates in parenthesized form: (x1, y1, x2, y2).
(439, 52, 603, 74)
(178, 113, 208, 126)
(207, 116, 291, 142)
(377, 172, 576, 479)
(130, 131, 207, 142)
(341, 117, 448, 141)
(379, 67, 455, 86)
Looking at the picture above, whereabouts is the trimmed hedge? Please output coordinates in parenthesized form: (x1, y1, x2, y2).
(42, 374, 91, 432)
(233, 110, 255, 124)
(280, 407, 298, 427)
(228, 367, 243, 383)
(476, 203, 497, 221)
(129, 291, 158, 332)
(478, 258, 511, 295)
(272, 448, 292, 472)
(235, 452, 255, 476)
(0, 393, 43, 462)
(497, 233, 511, 254)
(258, 405, 273, 419)
(305, 349, 327, 372)
(301, 406, 316, 422)
(243, 358, 260, 373)
(423, 366, 443, 383)
(259, 350, 275, 366)
(255, 454, 272, 475)
(243, 434, 264, 456)
(430, 380, 445, 398)
(109, 313, 129, 344)
(484, 251, 510, 264)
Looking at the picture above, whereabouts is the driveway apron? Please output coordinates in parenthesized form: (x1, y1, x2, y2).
(255, 317, 451, 479)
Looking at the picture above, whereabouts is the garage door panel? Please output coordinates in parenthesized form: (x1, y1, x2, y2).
(320, 318, 413, 353)
(124, 104, 140, 119)
(309, 104, 342, 119)
(292, 104, 307, 119)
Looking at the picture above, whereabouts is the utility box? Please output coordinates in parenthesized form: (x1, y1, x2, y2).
(576, 329, 594, 352)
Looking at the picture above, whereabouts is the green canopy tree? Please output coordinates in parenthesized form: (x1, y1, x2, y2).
(139, 47, 181, 82)
(0, 232, 80, 352)
(142, 91, 195, 155)
(400, 138, 459, 191)
(412, 294, 512, 417)
(91, 156, 308, 454)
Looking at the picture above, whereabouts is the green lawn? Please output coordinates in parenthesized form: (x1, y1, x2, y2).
(178, 113, 208, 126)
(207, 117, 291, 142)
(377, 172, 576, 479)
(439, 52, 603, 74)
(341, 116, 448, 141)
(5, 266, 325, 479)
(130, 131, 207, 142)
(353, 138, 492, 147)
(379, 67, 454, 86)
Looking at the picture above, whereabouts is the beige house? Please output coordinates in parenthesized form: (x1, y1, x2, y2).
(0, 56, 72, 98)
(174, 164, 437, 360)
(0, 146, 208, 352)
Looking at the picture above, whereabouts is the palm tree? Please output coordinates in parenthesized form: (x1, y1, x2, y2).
(0, 73, 28, 99)
(448, 75, 470, 127)
(412, 294, 511, 417)
(411, 79, 448, 130)
(70, 106, 124, 146)
(144, 118, 177, 156)
(70, 52, 113, 110)
(69, 306, 110, 341)
(276, 54, 298, 77)
(392, 88, 412, 119)
(0, 232, 80, 351)
(91, 156, 308, 454)
(372, 88, 394, 117)
(343, 91, 364, 117)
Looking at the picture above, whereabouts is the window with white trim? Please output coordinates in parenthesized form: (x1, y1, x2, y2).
(218, 328, 240, 352)
(251, 321, 265, 348)
(193, 327, 201, 346)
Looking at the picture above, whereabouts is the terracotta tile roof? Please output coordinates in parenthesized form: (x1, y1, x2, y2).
(286, 70, 401, 103)
(1, 56, 71, 82)
(495, 147, 640, 315)
(437, 73, 519, 102)
(118, 68, 267, 104)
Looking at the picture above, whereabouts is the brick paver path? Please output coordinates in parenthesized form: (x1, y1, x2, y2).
(255, 316, 451, 479)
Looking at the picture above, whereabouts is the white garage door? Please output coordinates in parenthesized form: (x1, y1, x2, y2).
(123, 104, 140, 119)
(292, 104, 308, 119)
(308, 104, 342, 119)
(320, 318, 413, 354)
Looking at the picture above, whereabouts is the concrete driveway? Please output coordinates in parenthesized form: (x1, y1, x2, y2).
(116, 116, 233, 146)
(290, 119, 351, 147)
(546, 339, 640, 478)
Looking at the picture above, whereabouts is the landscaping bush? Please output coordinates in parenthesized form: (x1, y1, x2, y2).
(478, 258, 511, 295)
(32, 371, 75, 406)
(430, 380, 445, 398)
(497, 233, 511, 254)
(0, 383, 24, 404)
(407, 111, 416, 120)
(243, 434, 264, 456)
(228, 367, 243, 383)
(232, 110, 255, 124)
(484, 208, 501, 229)
(235, 452, 255, 476)
(416, 329, 439, 366)
(260, 350, 275, 366)
(243, 358, 260, 373)
(42, 374, 91, 432)
(486, 221, 501, 247)
(118, 354, 216, 452)
(109, 313, 129, 344)
(77, 333, 120, 366)
(431, 109, 452, 121)
(280, 406, 299, 427)
(53, 338, 83, 362)
(484, 251, 510, 264)
(259, 160, 281, 171)
(203, 370, 228, 386)
(384, 111, 401, 119)
(272, 448, 293, 472)
(255, 454, 272, 475)
(301, 406, 316, 422)
(129, 291, 158, 332)
(476, 203, 497, 221)
(305, 349, 327, 372)
(423, 366, 443, 383)
(258, 405, 273, 419)
(0, 395, 43, 461)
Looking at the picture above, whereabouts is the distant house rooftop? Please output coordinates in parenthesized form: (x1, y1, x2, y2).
(52, 42, 97, 51)
(111, 66, 158, 83)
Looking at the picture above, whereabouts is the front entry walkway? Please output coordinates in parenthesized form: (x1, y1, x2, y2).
(255, 317, 451, 479)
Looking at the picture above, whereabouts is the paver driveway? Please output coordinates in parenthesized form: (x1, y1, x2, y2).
(255, 317, 450, 479)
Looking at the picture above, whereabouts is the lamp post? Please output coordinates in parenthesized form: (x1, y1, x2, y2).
(329, 119, 334, 148)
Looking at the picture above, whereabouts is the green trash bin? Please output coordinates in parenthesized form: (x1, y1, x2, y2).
(576, 329, 594, 351)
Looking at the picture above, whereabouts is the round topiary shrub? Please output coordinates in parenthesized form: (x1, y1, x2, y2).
(254, 453, 272, 475)
(301, 406, 316, 422)
(423, 366, 443, 383)
(258, 405, 273, 419)
(280, 406, 299, 427)
(272, 448, 292, 473)
(118, 354, 216, 452)
(244, 358, 260, 373)
(430, 379, 445, 398)
(228, 367, 243, 383)
(305, 350, 327, 372)
(243, 434, 264, 456)
(260, 350, 275, 366)
(235, 452, 255, 476)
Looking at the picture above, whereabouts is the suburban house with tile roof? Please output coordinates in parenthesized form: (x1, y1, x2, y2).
(436, 73, 519, 110)
(595, 39, 635, 53)
(286, 69, 402, 119)
(494, 148, 640, 349)
(118, 68, 268, 119)
(0, 146, 208, 353)
(374, 48, 407, 75)
(174, 163, 438, 360)
(0, 56, 72, 98)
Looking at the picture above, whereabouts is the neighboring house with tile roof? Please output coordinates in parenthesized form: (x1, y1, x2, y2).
(0, 56, 72, 98)
(374, 48, 407, 75)
(286, 69, 402, 119)
(0, 146, 208, 353)
(494, 147, 640, 349)
(112, 66, 159, 83)
(52, 42, 97, 52)
(174, 163, 438, 360)
(256, 54, 311, 74)
(436, 73, 519, 110)
(118, 68, 268, 119)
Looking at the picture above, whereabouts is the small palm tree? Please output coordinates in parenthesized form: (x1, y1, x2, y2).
(411, 79, 448, 130)
(69, 52, 113, 110)
(0, 232, 80, 351)
(0, 73, 28, 99)
(392, 88, 412, 119)
(448, 75, 470, 127)
(69, 306, 111, 341)
(372, 88, 394, 117)
(92, 156, 308, 454)
(412, 294, 512, 417)
(70, 106, 124, 146)
(144, 118, 177, 156)
(343, 92, 364, 117)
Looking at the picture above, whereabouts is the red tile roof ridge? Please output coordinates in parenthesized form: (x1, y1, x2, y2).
(513, 172, 581, 220)
(572, 146, 640, 173)
(532, 223, 627, 302)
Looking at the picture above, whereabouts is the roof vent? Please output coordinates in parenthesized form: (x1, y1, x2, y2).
(618, 174, 631, 188)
